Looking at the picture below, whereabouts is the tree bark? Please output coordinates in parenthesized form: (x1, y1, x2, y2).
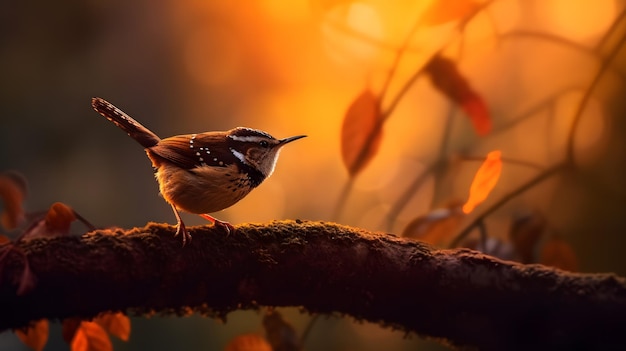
(0, 220, 624, 350)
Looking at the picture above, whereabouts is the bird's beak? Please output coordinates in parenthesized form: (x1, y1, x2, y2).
(279, 135, 307, 145)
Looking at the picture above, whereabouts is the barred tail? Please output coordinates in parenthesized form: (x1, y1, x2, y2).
(91, 97, 161, 148)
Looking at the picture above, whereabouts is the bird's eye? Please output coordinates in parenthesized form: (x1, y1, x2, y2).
(259, 140, 269, 148)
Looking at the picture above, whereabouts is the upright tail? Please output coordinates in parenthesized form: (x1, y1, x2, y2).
(91, 97, 161, 148)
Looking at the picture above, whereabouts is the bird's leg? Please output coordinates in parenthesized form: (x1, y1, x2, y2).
(170, 203, 191, 246)
(199, 214, 235, 235)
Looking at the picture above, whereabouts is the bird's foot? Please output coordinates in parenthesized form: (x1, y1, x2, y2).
(174, 220, 192, 247)
(199, 214, 235, 235)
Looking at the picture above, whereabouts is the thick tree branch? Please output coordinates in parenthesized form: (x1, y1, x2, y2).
(0, 220, 624, 350)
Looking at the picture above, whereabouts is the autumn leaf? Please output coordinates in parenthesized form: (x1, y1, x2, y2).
(262, 309, 300, 351)
(0, 235, 10, 245)
(71, 321, 112, 351)
(341, 89, 383, 177)
(15, 319, 49, 351)
(225, 334, 272, 351)
(0, 172, 27, 230)
(402, 201, 465, 246)
(425, 54, 491, 136)
(22, 202, 84, 240)
(509, 211, 546, 263)
(94, 312, 131, 341)
(540, 236, 578, 271)
(422, 0, 480, 25)
(462, 150, 502, 214)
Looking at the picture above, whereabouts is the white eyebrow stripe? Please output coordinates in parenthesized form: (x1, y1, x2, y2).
(228, 135, 269, 143)
(230, 148, 248, 164)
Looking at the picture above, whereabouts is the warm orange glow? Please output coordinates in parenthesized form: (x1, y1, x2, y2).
(462, 150, 502, 214)
(545, 0, 616, 40)
(261, 0, 309, 23)
(321, 2, 384, 65)
(183, 26, 243, 87)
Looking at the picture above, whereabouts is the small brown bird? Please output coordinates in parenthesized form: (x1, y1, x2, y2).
(92, 97, 305, 246)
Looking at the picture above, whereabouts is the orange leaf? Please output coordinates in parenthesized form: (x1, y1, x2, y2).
(402, 201, 465, 246)
(45, 202, 77, 233)
(0, 235, 10, 245)
(94, 312, 131, 341)
(341, 89, 383, 177)
(462, 150, 502, 214)
(15, 319, 49, 351)
(225, 334, 272, 351)
(425, 55, 491, 136)
(423, 0, 480, 25)
(0, 172, 27, 230)
(509, 211, 546, 263)
(71, 321, 112, 351)
(540, 237, 578, 271)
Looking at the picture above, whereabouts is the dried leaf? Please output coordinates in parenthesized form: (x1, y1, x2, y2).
(540, 237, 578, 271)
(402, 202, 465, 246)
(225, 334, 272, 351)
(509, 211, 546, 263)
(45, 202, 77, 233)
(425, 55, 491, 136)
(423, 0, 480, 25)
(22, 202, 78, 240)
(462, 150, 502, 214)
(15, 319, 49, 351)
(341, 89, 383, 177)
(0, 172, 27, 230)
(71, 322, 112, 351)
(94, 312, 131, 341)
(262, 309, 300, 351)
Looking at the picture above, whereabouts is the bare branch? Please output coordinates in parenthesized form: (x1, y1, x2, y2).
(1, 221, 624, 350)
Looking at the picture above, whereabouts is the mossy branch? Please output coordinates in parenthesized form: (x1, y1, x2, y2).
(1, 220, 625, 350)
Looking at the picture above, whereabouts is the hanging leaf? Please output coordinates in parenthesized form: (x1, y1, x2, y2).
(341, 89, 383, 177)
(540, 236, 578, 271)
(509, 211, 546, 263)
(462, 150, 502, 214)
(0, 172, 27, 230)
(22, 202, 79, 240)
(15, 319, 49, 351)
(402, 201, 465, 247)
(94, 312, 131, 341)
(225, 334, 272, 351)
(425, 54, 491, 136)
(262, 309, 301, 351)
(71, 321, 112, 351)
(423, 0, 480, 25)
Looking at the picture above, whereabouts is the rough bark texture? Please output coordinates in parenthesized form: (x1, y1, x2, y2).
(0, 220, 624, 350)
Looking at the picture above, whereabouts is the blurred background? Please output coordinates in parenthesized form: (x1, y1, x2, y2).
(1, 0, 626, 350)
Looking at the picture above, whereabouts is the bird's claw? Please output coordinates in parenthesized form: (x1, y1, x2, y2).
(174, 221, 192, 247)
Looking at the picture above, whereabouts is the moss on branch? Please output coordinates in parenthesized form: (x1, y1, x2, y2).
(0, 220, 625, 350)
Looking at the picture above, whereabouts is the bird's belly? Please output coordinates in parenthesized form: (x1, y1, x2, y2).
(156, 164, 254, 214)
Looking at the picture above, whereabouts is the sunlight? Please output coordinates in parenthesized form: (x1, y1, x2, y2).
(321, 2, 384, 66)
(545, 0, 616, 40)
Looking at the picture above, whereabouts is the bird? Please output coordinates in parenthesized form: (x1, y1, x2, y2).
(91, 97, 305, 246)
